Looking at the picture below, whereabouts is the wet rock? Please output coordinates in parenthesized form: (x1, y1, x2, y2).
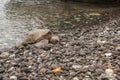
(0, 52, 9, 58)
(10, 76, 17, 80)
(24, 29, 52, 44)
(0, 68, 5, 73)
(101, 77, 109, 80)
(21, 67, 31, 73)
(0, 74, 3, 80)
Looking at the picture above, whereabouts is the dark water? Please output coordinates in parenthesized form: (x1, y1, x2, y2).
(0, 0, 120, 49)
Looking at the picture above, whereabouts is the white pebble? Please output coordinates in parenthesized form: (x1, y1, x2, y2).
(97, 40, 106, 45)
(9, 54, 15, 58)
(10, 76, 17, 80)
(73, 77, 79, 80)
(105, 53, 112, 57)
(116, 45, 120, 51)
(105, 68, 114, 76)
(72, 65, 82, 70)
(117, 31, 120, 35)
(8, 67, 15, 72)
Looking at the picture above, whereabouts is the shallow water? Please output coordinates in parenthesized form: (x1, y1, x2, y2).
(0, 0, 119, 49)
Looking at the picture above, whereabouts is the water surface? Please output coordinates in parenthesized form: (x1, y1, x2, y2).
(0, 0, 119, 49)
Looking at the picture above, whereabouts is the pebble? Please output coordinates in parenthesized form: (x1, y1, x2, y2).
(0, 74, 3, 80)
(101, 77, 109, 80)
(0, 68, 5, 73)
(117, 31, 120, 35)
(97, 40, 106, 46)
(105, 68, 114, 76)
(0, 52, 9, 58)
(83, 76, 91, 80)
(8, 67, 15, 72)
(73, 77, 79, 80)
(21, 67, 31, 73)
(116, 46, 120, 51)
(59, 76, 66, 80)
(9, 54, 15, 58)
(105, 53, 112, 57)
(72, 65, 82, 70)
(79, 49, 86, 56)
(10, 76, 17, 80)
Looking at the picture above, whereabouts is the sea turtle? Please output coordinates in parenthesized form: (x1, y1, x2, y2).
(23, 29, 59, 44)
(24, 29, 52, 44)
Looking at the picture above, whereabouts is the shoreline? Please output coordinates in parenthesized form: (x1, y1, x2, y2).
(0, 17, 119, 80)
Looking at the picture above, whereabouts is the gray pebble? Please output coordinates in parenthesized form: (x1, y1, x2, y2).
(0, 52, 9, 58)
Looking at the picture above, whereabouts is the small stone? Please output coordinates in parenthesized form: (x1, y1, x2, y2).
(101, 77, 109, 80)
(0, 68, 5, 73)
(84, 76, 91, 80)
(79, 49, 86, 56)
(10, 76, 17, 80)
(16, 73, 24, 79)
(39, 68, 47, 74)
(0, 52, 9, 58)
(97, 40, 106, 46)
(117, 31, 120, 34)
(21, 67, 31, 73)
(105, 68, 114, 76)
(105, 53, 112, 57)
(73, 77, 79, 80)
(0, 74, 3, 80)
(9, 54, 15, 58)
(72, 65, 82, 70)
(8, 67, 15, 72)
(59, 76, 66, 80)
(116, 46, 120, 51)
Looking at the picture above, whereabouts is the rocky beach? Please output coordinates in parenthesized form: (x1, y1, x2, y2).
(0, 0, 120, 80)
(0, 17, 120, 80)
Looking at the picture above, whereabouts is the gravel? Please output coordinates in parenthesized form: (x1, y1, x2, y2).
(0, 18, 120, 80)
